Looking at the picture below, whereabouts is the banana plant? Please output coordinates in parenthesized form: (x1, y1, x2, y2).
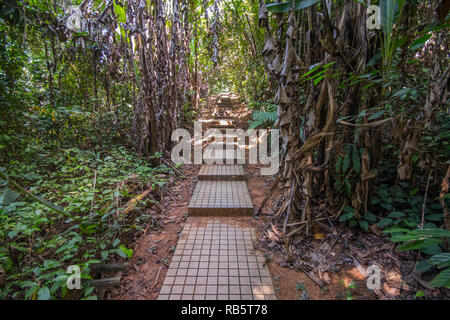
(380, 0, 405, 67)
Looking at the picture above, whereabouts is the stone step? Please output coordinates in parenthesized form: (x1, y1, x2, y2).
(202, 159, 244, 165)
(199, 119, 235, 126)
(208, 125, 235, 130)
(205, 135, 239, 143)
(188, 181, 253, 216)
(211, 119, 234, 126)
(198, 164, 246, 181)
(215, 114, 234, 120)
(201, 142, 246, 165)
(205, 128, 235, 135)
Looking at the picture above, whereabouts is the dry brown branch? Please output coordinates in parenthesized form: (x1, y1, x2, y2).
(257, 175, 281, 216)
(121, 189, 153, 216)
(337, 117, 394, 128)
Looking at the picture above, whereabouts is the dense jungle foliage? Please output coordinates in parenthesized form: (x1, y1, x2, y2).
(0, 0, 449, 299)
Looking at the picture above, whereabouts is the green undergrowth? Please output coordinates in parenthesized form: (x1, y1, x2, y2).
(0, 145, 173, 299)
(248, 100, 277, 129)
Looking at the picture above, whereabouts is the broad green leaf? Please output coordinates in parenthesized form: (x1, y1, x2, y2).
(383, 226, 414, 234)
(380, 0, 405, 65)
(424, 23, 450, 33)
(380, 0, 397, 39)
(113, 2, 126, 23)
(363, 213, 377, 222)
(415, 260, 432, 272)
(37, 286, 50, 300)
(430, 268, 450, 288)
(1, 188, 20, 206)
(113, 238, 120, 248)
(368, 110, 385, 121)
(388, 211, 405, 218)
(20, 281, 38, 288)
(343, 206, 354, 214)
(390, 232, 423, 242)
(410, 33, 431, 51)
(378, 218, 393, 227)
(413, 229, 450, 238)
(420, 243, 442, 255)
(304, 69, 327, 81)
(415, 291, 425, 298)
(339, 209, 355, 222)
(427, 253, 450, 268)
(409, 187, 419, 196)
(117, 245, 133, 258)
(313, 74, 325, 86)
(392, 87, 410, 98)
(367, 53, 381, 68)
(266, 0, 320, 13)
(397, 238, 442, 251)
(266, 1, 291, 13)
(392, 36, 407, 50)
(359, 220, 369, 231)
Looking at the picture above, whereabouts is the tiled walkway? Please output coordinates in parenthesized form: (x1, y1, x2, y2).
(158, 93, 276, 300)
(158, 219, 276, 300)
(188, 181, 253, 216)
(198, 164, 245, 180)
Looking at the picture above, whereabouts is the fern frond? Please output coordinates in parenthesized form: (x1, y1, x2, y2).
(249, 110, 277, 129)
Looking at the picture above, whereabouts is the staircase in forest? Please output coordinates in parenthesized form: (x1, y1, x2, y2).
(157, 94, 276, 300)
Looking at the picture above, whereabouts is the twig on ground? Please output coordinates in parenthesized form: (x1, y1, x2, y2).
(329, 230, 343, 250)
(411, 272, 433, 290)
(297, 264, 324, 289)
(286, 217, 328, 227)
(154, 265, 163, 287)
(257, 175, 281, 216)
(285, 225, 305, 238)
(162, 158, 185, 178)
